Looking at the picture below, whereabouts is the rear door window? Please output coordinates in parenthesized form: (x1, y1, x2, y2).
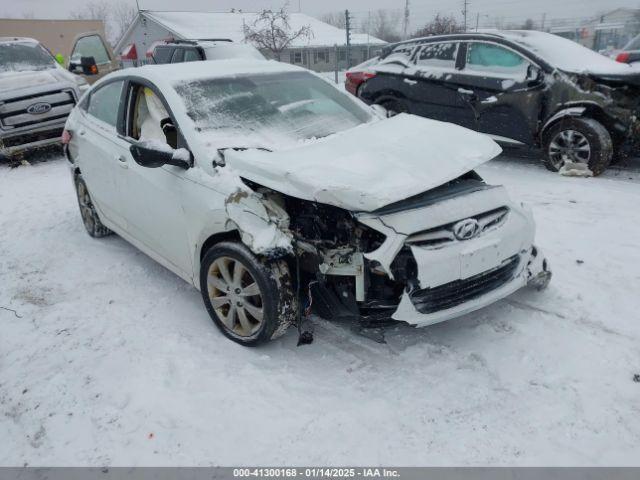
(415, 42, 459, 70)
(87, 80, 124, 127)
(171, 48, 185, 63)
(183, 49, 201, 62)
(464, 42, 530, 80)
(71, 35, 110, 65)
(153, 46, 173, 64)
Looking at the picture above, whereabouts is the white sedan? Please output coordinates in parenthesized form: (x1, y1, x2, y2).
(63, 59, 551, 346)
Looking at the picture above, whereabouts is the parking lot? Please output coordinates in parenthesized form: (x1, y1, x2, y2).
(1, 150, 639, 466)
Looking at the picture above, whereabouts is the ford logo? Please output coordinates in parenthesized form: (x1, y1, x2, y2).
(452, 218, 481, 241)
(26, 102, 52, 115)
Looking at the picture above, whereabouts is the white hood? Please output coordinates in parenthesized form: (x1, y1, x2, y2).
(224, 114, 502, 212)
(0, 67, 76, 94)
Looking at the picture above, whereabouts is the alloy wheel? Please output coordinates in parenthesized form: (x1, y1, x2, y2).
(548, 129, 591, 169)
(207, 256, 264, 337)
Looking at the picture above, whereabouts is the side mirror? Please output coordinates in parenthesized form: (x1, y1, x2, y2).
(81, 56, 99, 75)
(526, 64, 542, 82)
(130, 141, 191, 169)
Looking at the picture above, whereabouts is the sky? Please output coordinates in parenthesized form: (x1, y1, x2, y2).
(3, 0, 640, 31)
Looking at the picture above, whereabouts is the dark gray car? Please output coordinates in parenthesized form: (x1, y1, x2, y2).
(348, 30, 640, 175)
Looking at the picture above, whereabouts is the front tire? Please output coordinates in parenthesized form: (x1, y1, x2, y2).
(542, 117, 612, 176)
(74, 173, 112, 238)
(199, 242, 296, 346)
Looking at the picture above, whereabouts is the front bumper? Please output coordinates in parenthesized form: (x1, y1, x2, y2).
(357, 186, 551, 328)
(1, 123, 65, 156)
(392, 245, 550, 327)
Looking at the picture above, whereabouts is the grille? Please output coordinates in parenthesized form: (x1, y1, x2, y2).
(1, 127, 63, 148)
(406, 207, 509, 249)
(409, 255, 520, 314)
(0, 89, 75, 130)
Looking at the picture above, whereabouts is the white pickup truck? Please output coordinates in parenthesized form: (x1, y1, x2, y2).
(0, 37, 88, 160)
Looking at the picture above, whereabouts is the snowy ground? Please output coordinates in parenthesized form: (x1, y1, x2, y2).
(1, 149, 640, 466)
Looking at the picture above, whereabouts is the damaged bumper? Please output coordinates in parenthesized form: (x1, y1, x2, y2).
(357, 187, 551, 328)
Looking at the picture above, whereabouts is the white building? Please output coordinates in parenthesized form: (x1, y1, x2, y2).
(115, 10, 387, 72)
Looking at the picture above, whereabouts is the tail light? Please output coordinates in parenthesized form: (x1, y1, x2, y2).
(61, 129, 72, 145)
(616, 52, 631, 63)
(345, 71, 376, 96)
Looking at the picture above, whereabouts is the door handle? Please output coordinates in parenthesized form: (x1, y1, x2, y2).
(117, 155, 128, 169)
(403, 78, 418, 85)
(79, 130, 86, 136)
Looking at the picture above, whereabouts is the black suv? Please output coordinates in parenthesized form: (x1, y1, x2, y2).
(347, 30, 640, 175)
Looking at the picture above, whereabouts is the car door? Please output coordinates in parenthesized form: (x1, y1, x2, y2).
(400, 41, 477, 129)
(454, 41, 545, 145)
(69, 33, 118, 84)
(75, 79, 130, 230)
(113, 81, 194, 278)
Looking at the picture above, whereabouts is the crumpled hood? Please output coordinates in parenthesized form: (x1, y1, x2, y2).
(0, 67, 75, 94)
(224, 114, 502, 212)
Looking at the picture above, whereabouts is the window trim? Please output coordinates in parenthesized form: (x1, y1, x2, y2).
(71, 33, 112, 66)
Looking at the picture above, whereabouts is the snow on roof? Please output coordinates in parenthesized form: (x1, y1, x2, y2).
(143, 10, 386, 48)
(496, 30, 637, 75)
(111, 58, 304, 88)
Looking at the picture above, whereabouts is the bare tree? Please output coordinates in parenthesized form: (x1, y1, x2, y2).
(21, 11, 36, 19)
(520, 18, 535, 30)
(70, 0, 136, 45)
(69, 1, 110, 23)
(111, 2, 137, 42)
(243, 5, 313, 61)
(319, 11, 346, 30)
(413, 13, 464, 37)
(360, 9, 402, 43)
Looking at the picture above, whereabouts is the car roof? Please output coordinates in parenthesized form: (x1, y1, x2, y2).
(0, 36, 39, 45)
(106, 58, 306, 88)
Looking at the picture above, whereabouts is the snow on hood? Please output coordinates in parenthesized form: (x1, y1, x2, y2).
(500, 30, 639, 77)
(0, 67, 76, 93)
(223, 114, 502, 212)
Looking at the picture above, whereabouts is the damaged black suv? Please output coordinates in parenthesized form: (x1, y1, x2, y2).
(347, 30, 640, 175)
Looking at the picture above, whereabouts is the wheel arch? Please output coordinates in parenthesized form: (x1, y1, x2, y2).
(199, 230, 242, 264)
(540, 103, 617, 143)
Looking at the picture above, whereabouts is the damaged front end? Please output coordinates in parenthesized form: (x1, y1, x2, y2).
(227, 171, 551, 332)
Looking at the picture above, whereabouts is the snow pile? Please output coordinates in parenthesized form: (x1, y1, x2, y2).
(559, 161, 594, 177)
(2, 155, 640, 465)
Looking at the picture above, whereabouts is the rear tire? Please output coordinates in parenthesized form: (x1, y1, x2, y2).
(376, 98, 409, 117)
(199, 242, 296, 346)
(74, 173, 112, 238)
(542, 117, 612, 176)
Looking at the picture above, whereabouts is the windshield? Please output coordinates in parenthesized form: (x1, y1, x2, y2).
(0, 42, 56, 73)
(175, 71, 373, 143)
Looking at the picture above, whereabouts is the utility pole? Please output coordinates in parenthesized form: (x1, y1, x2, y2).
(345, 9, 352, 69)
(462, 0, 469, 32)
(402, 0, 410, 40)
(475, 12, 480, 32)
(540, 12, 547, 31)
